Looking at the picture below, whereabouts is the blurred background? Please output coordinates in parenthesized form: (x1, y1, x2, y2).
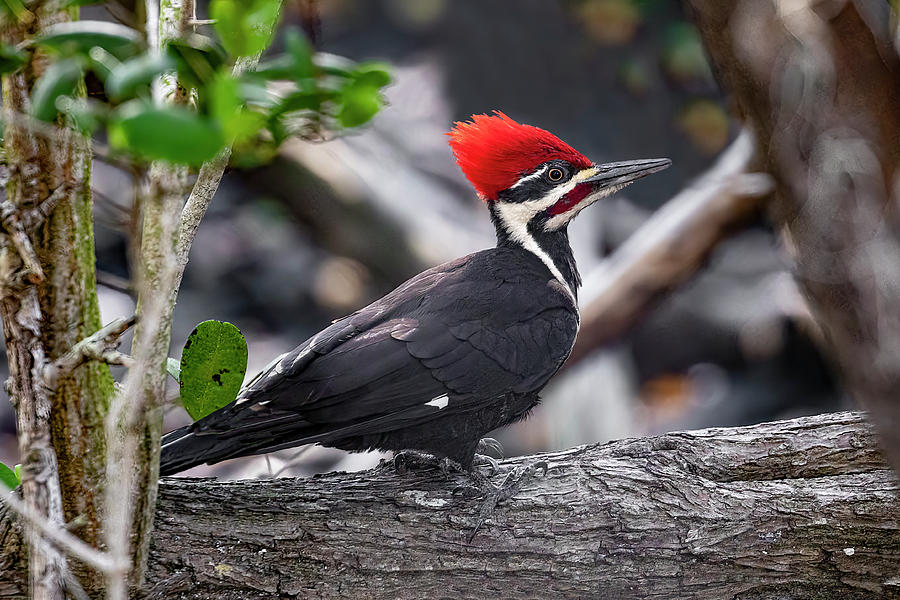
(0, 0, 845, 477)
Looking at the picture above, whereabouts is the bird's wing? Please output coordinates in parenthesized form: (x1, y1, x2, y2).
(187, 250, 578, 452)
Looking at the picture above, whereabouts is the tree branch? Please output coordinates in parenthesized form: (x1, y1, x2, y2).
(4, 411, 895, 599)
(569, 129, 772, 365)
(0, 491, 125, 576)
(175, 53, 261, 274)
(40, 316, 136, 390)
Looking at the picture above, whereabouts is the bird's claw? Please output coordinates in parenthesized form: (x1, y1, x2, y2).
(468, 459, 550, 542)
(472, 453, 499, 476)
(476, 437, 504, 458)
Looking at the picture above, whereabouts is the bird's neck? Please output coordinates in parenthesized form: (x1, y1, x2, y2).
(489, 204, 581, 300)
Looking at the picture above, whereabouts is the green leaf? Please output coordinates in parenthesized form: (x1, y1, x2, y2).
(352, 62, 391, 88)
(106, 54, 174, 101)
(336, 80, 382, 128)
(166, 34, 227, 88)
(166, 357, 181, 381)
(0, 43, 27, 75)
(240, 79, 276, 109)
(34, 20, 142, 60)
(274, 88, 337, 115)
(211, 0, 282, 57)
(313, 52, 355, 78)
(30, 58, 84, 122)
(108, 100, 225, 165)
(254, 54, 298, 80)
(0, 462, 19, 491)
(0, 0, 31, 22)
(208, 72, 265, 143)
(179, 320, 248, 421)
(284, 27, 313, 81)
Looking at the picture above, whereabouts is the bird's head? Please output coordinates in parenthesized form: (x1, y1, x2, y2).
(448, 111, 670, 233)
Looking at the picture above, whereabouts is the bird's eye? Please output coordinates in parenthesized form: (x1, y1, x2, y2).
(547, 167, 565, 182)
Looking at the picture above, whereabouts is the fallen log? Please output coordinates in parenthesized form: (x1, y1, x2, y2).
(2, 411, 897, 598)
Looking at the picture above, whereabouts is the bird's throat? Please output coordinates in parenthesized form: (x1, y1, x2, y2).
(489, 203, 580, 300)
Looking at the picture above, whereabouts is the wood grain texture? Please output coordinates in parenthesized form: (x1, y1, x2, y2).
(7, 411, 896, 599)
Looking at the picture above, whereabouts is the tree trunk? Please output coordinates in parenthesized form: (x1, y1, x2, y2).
(686, 0, 900, 473)
(3, 411, 898, 599)
(1, 3, 114, 596)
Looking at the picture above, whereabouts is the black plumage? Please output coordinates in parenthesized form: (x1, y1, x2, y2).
(160, 245, 579, 475)
(159, 113, 669, 476)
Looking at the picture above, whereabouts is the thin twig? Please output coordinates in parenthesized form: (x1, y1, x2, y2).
(1, 492, 126, 575)
(19, 184, 71, 231)
(0, 202, 44, 283)
(41, 316, 137, 390)
(175, 54, 261, 271)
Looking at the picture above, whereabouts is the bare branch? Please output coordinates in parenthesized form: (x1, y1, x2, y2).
(19, 184, 71, 231)
(569, 129, 773, 366)
(1, 492, 126, 576)
(175, 54, 261, 272)
(40, 316, 137, 390)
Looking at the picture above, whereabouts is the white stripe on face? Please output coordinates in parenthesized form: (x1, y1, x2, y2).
(510, 165, 549, 189)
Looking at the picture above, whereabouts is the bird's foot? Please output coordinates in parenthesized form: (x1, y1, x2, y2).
(389, 449, 467, 479)
(469, 459, 549, 542)
(471, 437, 504, 475)
(476, 437, 504, 458)
(472, 453, 499, 476)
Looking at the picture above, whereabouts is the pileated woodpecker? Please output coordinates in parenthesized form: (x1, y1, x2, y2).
(160, 112, 669, 476)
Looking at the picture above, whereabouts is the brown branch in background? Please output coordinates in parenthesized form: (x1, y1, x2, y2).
(686, 0, 900, 474)
(568, 130, 772, 367)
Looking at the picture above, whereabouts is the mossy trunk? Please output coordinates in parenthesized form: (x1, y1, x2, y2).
(37, 124, 116, 592)
(1, 3, 115, 595)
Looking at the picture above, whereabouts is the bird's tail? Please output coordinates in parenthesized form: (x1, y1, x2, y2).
(159, 425, 235, 476)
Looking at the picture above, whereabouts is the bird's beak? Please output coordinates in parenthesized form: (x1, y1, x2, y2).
(544, 157, 671, 230)
(579, 158, 672, 190)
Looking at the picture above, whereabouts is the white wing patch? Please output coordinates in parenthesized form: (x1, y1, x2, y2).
(425, 394, 449, 410)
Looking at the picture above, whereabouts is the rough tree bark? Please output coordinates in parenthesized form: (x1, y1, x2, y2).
(686, 0, 900, 472)
(1, 3, 115, 597)
(3, 411, 897, 599)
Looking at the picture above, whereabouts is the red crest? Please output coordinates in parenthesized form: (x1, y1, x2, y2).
(448, 111, 592, 201)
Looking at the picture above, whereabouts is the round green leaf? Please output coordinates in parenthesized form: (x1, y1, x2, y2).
(179, 320, 248, 421)
(211, 0, 282, 58)
(109, 100, 225, 165)
(30, 58, 84, 122)
(106, 54, 174, 101)
(0, 462, 19, 491)
(34, 20, 142, 60)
